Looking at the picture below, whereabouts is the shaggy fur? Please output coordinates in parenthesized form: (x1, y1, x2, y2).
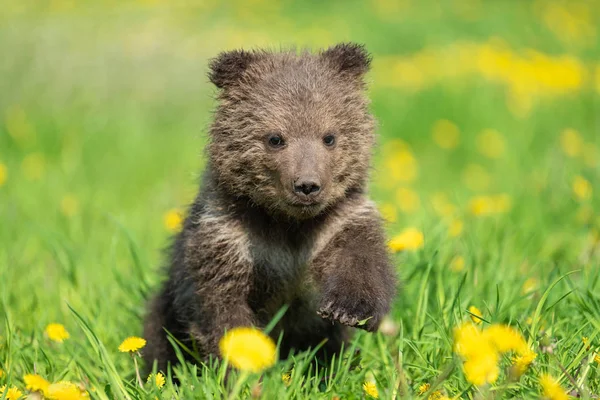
(143, 43, 397, 372)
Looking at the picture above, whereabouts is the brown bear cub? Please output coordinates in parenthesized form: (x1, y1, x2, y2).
(143, 43, 397, 372)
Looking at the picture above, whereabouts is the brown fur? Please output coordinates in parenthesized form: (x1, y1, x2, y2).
(143, 43, 397, 372)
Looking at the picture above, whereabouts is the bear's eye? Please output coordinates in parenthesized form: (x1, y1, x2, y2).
(323, 134, 336, 147)
(267, 135, 285, 148)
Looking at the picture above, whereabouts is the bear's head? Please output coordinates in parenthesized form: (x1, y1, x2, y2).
(207, 43, 375, 219)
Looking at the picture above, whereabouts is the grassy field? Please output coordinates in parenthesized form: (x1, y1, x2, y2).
(1, 0, 600, 399)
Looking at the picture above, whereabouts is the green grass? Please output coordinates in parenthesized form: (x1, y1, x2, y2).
(1, 0, 600, 398)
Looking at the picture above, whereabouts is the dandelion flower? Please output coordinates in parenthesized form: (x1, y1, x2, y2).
(281, 372, 291, 386)
(118, 336, 146, 353)
(385, 149, 418, 183)
(428, 390, 445, 400)
(463, 351, 499, 386)
(560, 128, 583, 157)
(395, 187, 420, 213)
(448, 218, 463, 237)
(147, 372, 165, 389)
(378, 203, 397, 223)
(468, 306, 483, 324)
(476, 129, 506, 159)
(430, 192, 457, 217)
(572, 175, 592, 201)
(363, 381, 379, 398)
(522, 278, 539, 294)
(594, 354, 600, 364)
(462, 164, 491, 192)
(219, 327, 276, 373)
(511, 349, 537, 378)
(0, 162, 7, 187)
(417, 382, 430, 395)
(60, 195, 79, 217)
(45, 323, 70, 343)
(388, 228, 424, 252)
(450, 255, 465, 272)
(539, 374, 568, 400)
(163, 209, 183, 233)
(0, 385, 23, 400)
(432, 119, 460, 150)
(46, 381, 84, 400)
(21, 152, 45, 181)
(24, 374, 50, 394)
(486, 324, 528, 353)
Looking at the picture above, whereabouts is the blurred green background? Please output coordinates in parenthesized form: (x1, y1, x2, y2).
(1, 0, 600, 398)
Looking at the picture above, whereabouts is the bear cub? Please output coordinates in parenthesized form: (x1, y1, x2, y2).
(143, 43, 397, 371)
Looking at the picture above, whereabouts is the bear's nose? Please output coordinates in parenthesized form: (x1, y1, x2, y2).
(294, 179, 321, 197)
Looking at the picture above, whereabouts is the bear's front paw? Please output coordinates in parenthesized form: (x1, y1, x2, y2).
(317, 292, 382, 332)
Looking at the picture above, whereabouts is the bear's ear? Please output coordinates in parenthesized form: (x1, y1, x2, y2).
(321, 43, 371, 78)
(208, 50, 257, 89)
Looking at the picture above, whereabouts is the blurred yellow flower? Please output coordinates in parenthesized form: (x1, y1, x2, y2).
(476, 129, 506, 159)
(454, 322, 530, 386)
(430, 192, 457, 217)
(24, 374, 50, 394)
(395, 187, 420, 213)
(468, 306, 483, 324)
(511, 348, 537, 378)
(448, 218, 464, 237)
(0, 162, 7, 187)
(560, 128, 583, 157)
(219, 327, 276, 373)
(163, 209, 183, 233)
(363, 381, 379, 398)
(522, 277, 539, 294)
(60, 195, 79, 217)
(432, 119, 460, 149)
(582, 336, 590, 350)
(147, 372, 165, 389)
(388, 228, 424, 252)
(281, 372, 291, 386)
(595, 354, 600, 364)
(385, 149, 418, 183)
(378, 203, 397, 223)
(572, 175, 592, 201)
(417, 382, 430, 395)
(462, 164, 491, 192)
(45, 323, 70, 343)
(119, 336, 146, 353)
(22, 152, 45, 181)
(450, 255, 465, 272)
(5, 105, 36, 146)
(0, 385, 22, 400)
(539, 374, 568, 400)
(575, 206, 593, 224)
(469, 194, 512, 216)
(46, 381, 86, 400)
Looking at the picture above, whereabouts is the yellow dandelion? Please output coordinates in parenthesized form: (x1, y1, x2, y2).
(24, 374, 50, 394)
(539, 374, 568, 400)
(463, 351, 499, 386)
(450, 255, 465, 272)
(395, 187, 420, 213)
(0, 162, 7, 187)
(219, 327, 276, 373)
(21, 152, 45, 181)
(46, 381, 84, 400)
(486, 324, 528, 354)
(385, 149, 418, 183)
(0, 385, 23, 400)
(164, 209, 183, 233)
(522, 277, 539, 294)
(432, 119, 460, 150)
(582, 337, 590, 350)
(147, 372, 165, 389)
(469, 194, 512, 216)
(511, 349, 537, 378)
(378, 203, 397, 223)
(428, 390, 445, 400)
(476, 129, 506, 159)
(560, 128, 583, 157)
(448, 218, 463, 237)
(594, 354, 600, 364)
(388, 228, 424, 252)
(60, 195, 79, 217)
(363, 381, 379, 398)
(118, 336, 146, 353)
(468, 306, 483, 324)
(572, 175, 592, 201)
(462, 164, 491, 192)
(417, 382, 430, 395)
(45, 323, 70, 343)
(430, 192, 457, 217)
(281, 372, 291, 386)
(583, 143, 598, 168)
